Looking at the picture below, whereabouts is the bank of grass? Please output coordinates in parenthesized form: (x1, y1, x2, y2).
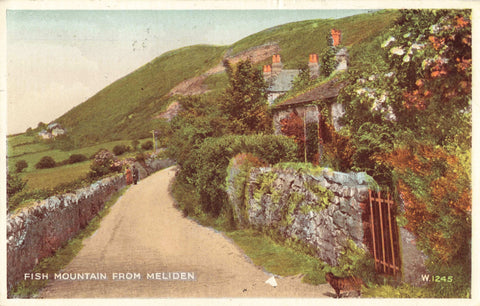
(9, 186, 129, 298)
(225, 229, 327, 285)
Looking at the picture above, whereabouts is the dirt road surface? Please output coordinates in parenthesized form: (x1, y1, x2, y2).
(39, 167, 332, 298)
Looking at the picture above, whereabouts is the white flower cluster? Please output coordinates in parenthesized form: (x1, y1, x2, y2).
(382, 34, 425, 63)
(355, 75, 397, 121)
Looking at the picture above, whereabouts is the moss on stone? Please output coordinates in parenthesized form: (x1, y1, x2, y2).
(253, 171, 278, 202)
(304, 180, 334, 211)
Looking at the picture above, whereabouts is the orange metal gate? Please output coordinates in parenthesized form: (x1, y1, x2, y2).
(366, 190, 402, 276)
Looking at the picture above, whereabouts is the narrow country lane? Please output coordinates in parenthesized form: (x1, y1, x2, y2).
(39, 167, 332, 298)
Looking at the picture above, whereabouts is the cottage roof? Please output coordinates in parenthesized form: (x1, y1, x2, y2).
(47, 122, 60, 130)
(268, 70, 299, 92)
(275, 78, 347, 108)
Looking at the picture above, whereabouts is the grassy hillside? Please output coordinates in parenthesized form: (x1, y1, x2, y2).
(50, 10, 398, 148)
(56, 45, 228, 146)
(229, 10, 398, 68)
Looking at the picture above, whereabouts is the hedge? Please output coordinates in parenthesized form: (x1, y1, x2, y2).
(180, 134, 298, 216)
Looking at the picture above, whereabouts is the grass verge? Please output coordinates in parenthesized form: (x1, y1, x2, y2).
(225, 229, 327, 285)
(9, 186, 129, 298)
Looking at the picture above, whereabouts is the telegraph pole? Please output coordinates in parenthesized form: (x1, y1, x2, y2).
(151, 130, 156, 153)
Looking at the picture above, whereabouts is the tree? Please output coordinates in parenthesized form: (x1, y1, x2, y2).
(15, 160, 28, 173)
(221, 59, 272, 134)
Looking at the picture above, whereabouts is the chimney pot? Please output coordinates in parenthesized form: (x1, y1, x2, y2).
(331, 29, 342, 47)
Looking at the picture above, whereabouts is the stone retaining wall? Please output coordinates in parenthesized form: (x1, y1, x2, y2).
(228, 166, 372, 266)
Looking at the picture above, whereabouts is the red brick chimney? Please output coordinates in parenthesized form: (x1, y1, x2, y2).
(331, 29, 341, 47)
(263, 64, 272, 79)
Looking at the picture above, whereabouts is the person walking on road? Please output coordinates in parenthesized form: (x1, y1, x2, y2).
(125, 166, 133, 185)
(133, 165, 139, 185)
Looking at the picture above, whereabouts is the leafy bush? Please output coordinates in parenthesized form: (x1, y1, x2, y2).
(67, 154, 88, 164)
(141, 140, 153, 151)
(113, 144, 129, 156)
(7, 173, 27, 199)
(15, 160, 28, 173)
(181, 134, 298, 217)
(380, 144, 471, 266)
(335, 240, 376, 284)
(135, 152, 147, 163)
(88, 149, 122, 179)
(35, 156, 56, 169)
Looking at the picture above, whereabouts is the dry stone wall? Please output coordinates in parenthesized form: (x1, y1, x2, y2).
(7, 157, 175, 292)
(228, 166, 373, 266)
(7, 175, 125, 291)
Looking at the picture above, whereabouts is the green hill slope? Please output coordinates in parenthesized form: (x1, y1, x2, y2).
(54, 10, 398, 148)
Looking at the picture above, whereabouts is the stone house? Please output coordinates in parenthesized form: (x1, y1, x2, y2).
(272, 77, 347, 135)
(263, 53, 322, 105)
(263, 29, 347, 105)
(38, 130, 53, 140)
(38, 122, 66, 139)
(51, 127, 66, 137)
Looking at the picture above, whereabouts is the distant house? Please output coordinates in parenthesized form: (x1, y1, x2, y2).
(38, 122, 66, 139)
(47, 122, 61, 131)
(51, 127, 66, 137)
(38, 130, 53, 139)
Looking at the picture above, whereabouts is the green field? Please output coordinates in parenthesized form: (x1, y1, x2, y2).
(7, 135, 150, 173)
(20, 161, 92, 190)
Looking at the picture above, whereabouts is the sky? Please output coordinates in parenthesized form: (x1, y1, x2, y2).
(5, 8, 373, 135)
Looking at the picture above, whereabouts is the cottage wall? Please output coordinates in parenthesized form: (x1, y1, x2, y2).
(273, 105, 319, 135)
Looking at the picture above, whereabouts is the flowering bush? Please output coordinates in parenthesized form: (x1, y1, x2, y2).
(378, 144, 471, 264)
(88, 149, 122, 179)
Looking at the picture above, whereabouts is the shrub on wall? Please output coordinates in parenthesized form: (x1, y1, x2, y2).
(88, 149, 122, 179)
(182, 134, 298, 217)
(226, 153, 267, 225)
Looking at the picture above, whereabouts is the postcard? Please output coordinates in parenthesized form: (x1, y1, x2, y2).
(2, 1, 478, 305)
